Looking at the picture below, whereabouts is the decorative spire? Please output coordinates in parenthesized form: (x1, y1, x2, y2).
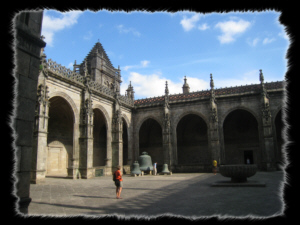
(84, 59, 88, 77)
(126, 81, 135, 100)
(210, 73, 214, 89)
(259, 69, 264, 83)
(182, 76, 190, 94)
(165, 81, 169, 95)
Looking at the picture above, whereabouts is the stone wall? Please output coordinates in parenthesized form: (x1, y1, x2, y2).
(13, 11, 46, 214)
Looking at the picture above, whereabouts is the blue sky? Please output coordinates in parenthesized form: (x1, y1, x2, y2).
(41, 10, 289, 99)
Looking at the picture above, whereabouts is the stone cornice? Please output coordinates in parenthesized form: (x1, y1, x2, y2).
(15, 24, 46, 58)
(134, 81, 284, 107)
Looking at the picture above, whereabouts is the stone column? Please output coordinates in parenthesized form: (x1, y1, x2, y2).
(69, 121, 80, 179)
(259, 70, 276, 171)
(14, 11, 46, 214)
(162, 81, 172, 168)
(31, 81, 49, 184)
(79, 61, 94, 178)
(111, 90, 123, 171)
(209, 74, 221, 166)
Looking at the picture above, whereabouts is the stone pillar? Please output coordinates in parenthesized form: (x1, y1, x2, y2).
(127, 123, 133, 166)
(209, 74, 221, 166)
(111, 90, 123, 171)
(162, 81, 172, 169)
(69, 121, 80, 179)
(259, 70, 276, 171)
(13, 11, 46, 214)
(79, 61, 94, 178)
(31, 81, 49, 184)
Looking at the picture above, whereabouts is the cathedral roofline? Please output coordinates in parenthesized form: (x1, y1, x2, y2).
(134, 81, 284, 106)
(82, 41, 115, 69)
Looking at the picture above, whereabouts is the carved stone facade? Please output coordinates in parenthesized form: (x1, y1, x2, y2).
(13, 10, 285, 215)
(28, 41, 284, 185)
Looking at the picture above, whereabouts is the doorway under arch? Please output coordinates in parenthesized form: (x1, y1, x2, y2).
(47, 96, 74, 176)
(176, 114, 209, 169)
(223, 109, 259, 165)
(123, 118, 128, 165)
(274, 109, 284, 167)
(93, 108, 107, 167)
(139, 118, 163, 165)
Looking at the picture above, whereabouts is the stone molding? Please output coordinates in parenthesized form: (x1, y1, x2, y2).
(48, 91, 79, 124)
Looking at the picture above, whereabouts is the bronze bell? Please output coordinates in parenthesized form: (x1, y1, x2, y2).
(161, 163, 171, 174)
(131, 161, 142, 176)
(138, 152, 153, 172)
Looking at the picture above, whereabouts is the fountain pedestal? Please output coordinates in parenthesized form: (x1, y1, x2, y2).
(212, 164, 266, 187)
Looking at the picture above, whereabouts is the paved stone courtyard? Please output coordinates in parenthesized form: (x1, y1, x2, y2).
(27, 171, 285, 219)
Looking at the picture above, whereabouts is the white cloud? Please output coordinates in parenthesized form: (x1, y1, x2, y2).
(180, 14, 201, 32)
(122, 60, 150, 71)
(141, 60, 150, 67)
(247, 38, 259, 47)
(117, 24, 141, 37)
(198, 23, 209, 31)
(263, 37, 275, 44)
(121, 72, 209, 99)
(42, 10, 83, 47)
(278, 31, 288, 40)
(215, 19, 251, 44)
(67, 62, 73, 69)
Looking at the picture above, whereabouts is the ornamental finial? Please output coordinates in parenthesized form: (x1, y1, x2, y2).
(165, 81, 169, 95)
(259, 69, 264, 83)
(210, 73, 214, 89)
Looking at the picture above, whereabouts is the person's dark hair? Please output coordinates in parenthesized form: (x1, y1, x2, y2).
(117, 166, 121, 170)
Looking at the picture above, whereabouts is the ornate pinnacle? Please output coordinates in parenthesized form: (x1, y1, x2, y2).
(259, 69, 264, 83)
(84, 59, 88, 76)
(165, 81, 169, 95)
(210, 73, 214, 89)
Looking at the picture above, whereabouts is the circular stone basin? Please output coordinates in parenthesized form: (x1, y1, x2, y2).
(219, 164, 257, 182)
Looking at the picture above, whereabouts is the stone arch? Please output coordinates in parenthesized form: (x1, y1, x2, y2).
(174, 110, 209, 130)
(47, 95, 75, 176)
(221, 106, 260, 128)
(138, 116, 163, 165)
(122, 113, 130, 129)
(93, 104, 111, 130)
(136, 115, 163, 133)
(122, 114, 130, 165)
(93, 104, 111, 167)
(48, 91, 79, 124)
(222, 107, 260, 165)
(175, 112, 209, 170)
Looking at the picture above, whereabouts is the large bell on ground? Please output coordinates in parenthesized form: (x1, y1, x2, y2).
(138, 152, 153, 172)
(131, 161, 142, 176)
(161, 163, 171, 174)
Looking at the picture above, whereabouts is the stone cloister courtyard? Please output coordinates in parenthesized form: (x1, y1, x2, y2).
(27, 171, 284, 219)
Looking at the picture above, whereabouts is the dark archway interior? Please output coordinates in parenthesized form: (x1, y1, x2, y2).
(223, 109, 259, 165)
(139, 119, 163, 165)
(177, 114, 209, 165)
(47, 96, 74, 174)
(122, 118, 128, 165)
(93, 109, 107, 167)
(275, 110, 283, 164)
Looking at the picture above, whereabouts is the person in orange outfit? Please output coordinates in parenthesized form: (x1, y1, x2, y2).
(114, 166, 123, 199)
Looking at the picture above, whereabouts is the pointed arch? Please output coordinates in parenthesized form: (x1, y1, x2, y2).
(48, 91, 79, 124)
(93, 104, 111, 130)
(136, 115, 163, 133)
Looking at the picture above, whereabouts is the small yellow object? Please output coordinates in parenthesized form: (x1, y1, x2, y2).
(213, 160, 217, 167)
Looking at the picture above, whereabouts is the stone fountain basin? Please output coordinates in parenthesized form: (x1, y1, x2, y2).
(219, 164, 257, 182)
